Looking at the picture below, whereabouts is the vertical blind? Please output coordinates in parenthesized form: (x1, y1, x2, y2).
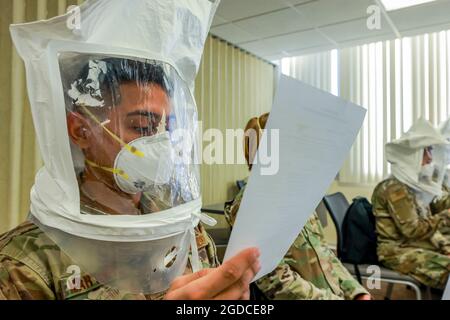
(196, 36, 274, 205)
(281, 29, 450, 185)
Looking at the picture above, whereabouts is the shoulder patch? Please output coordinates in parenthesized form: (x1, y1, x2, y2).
(388, 188, 408, 203)
(195, 226, 208, 250)
(58, 272, 101, 300)
(0, 221, 38, 250)
(196, 233, 208, 249)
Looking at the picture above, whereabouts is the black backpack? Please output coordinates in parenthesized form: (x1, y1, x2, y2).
(340, 197, 379, 265)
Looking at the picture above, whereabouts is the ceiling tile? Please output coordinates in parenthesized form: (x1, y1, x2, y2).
(210, 23, 257, 43)
(234, 8, 312, 39)
(239, 41, 281, 56)
(211, 0, 450, 58)
(400, 22, 450, 37)
(265, 53, 286, 62)
(293, 0, 376, 27)
(283, 0, 318, 5)
(241, 29, 331, 57)
(388, 0, 450, 33)
(216, 0, 293, 22)
(211, 14, 228, 27)
(319, 16, 394, 43)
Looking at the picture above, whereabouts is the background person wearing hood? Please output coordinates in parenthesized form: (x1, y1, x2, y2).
(371, 119, 450, 290)
(428, 119, 450, 236)
(224, 113, 371, 300)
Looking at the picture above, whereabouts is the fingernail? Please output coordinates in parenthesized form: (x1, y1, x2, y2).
(253, 248, 260, 259)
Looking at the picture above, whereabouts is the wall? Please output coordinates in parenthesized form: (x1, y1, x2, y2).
(0, 0, 83, 232)
(195, 36, 275, 205)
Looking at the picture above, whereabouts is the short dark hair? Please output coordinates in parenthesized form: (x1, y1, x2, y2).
(66, 57, 172, 115)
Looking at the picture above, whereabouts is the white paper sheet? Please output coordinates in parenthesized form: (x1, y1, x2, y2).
(443, 278, 450, 300)
(224, 75, 366, 280)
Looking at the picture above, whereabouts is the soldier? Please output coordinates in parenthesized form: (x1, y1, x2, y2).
(372, 119, 450, 290)
(0, 0, 260, 300)
(428, 119, 450, 236)
(225, 113, 371, 300)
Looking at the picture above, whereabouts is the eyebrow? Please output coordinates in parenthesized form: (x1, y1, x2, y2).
(126, 110, 161, 117)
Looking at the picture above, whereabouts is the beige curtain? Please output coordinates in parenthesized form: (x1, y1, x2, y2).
(196, 36, 274, 205)
(1, 0, 82, 233)
(0, 1, 275, 233)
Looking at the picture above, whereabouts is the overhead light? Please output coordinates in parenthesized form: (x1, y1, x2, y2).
(380, 0, 437, 11)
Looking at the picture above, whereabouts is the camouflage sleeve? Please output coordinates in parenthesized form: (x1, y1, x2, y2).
(306, 216, 369, 300)
(385, 184, 444, 241)
(224, 188, 245, 228)
(430, 197, 450, 215)
(433, 210, 450, 236)
(255, 262, 344, 300)
(0, 256, 55, 300)
(430, 186, 450, 214)
(430, 230, 450, 255)
(327, 254, 370, 300)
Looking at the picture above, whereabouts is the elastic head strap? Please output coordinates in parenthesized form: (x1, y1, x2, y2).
(84, 158, 129, 180)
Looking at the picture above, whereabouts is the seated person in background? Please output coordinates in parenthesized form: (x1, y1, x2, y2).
(371, 119, 450, 290)
(428, 119, 450, 236)
(225, 113, 371, 300)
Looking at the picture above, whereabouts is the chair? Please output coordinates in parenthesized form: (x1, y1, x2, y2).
(200, 178, 247, 262)
(322, 192, 425, 300)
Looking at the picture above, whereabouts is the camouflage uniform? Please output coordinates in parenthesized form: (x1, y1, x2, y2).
(430, 185, 450, 236)
(225, 184, 369, 300)
(0, 221, 218, 300)
(371, 177, 450, 289)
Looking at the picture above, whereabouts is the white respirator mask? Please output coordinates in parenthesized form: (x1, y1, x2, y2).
(113, 133, 175, 194)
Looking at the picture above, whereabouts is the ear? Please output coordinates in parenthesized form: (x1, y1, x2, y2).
(67, 112, 91, 149)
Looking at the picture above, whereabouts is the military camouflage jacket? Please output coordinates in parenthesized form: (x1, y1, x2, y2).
(225, 184, 369, 300)
(430, 185, 450, 214)
(431, 185, 450, 236)
(371, 177, 450, 255)
(0, 221, 218, 300)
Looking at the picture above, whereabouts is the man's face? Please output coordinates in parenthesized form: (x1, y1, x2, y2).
(422, 146, 433, 166)
(69, 82, 171, 181)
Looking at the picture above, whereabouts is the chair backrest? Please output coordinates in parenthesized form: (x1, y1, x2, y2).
(322, 192, 350, 258)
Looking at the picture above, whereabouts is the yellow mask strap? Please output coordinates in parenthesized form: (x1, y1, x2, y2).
(85, 158, 129, 180)
(80, 105, 144, 158)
